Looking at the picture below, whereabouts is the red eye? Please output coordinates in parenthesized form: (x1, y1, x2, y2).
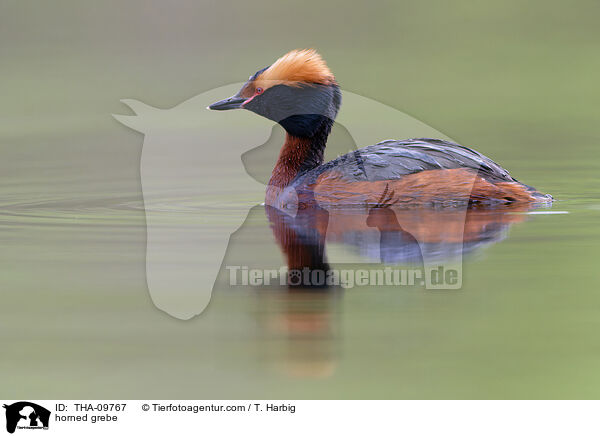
(256, 87, 263, 95)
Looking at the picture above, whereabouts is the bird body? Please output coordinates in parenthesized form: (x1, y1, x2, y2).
(209, 49, 551, 208)
(286, 138, 551, 208)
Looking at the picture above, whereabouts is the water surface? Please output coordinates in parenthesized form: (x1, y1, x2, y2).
(2, 0, 600, 399)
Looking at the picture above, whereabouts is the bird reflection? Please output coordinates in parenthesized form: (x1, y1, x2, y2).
(256, 201, 534, 377)
(365, 185, 424, 265)
(266, 199, 532, 280)
(256, 291, 340, 378)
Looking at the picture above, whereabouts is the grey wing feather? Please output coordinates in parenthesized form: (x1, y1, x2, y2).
(295, 138, 517, 185)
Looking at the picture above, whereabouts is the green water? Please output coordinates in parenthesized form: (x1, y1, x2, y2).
(1, 0, 600, 399)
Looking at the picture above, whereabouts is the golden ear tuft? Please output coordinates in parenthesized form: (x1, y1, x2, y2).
(255, 49, 335, 89)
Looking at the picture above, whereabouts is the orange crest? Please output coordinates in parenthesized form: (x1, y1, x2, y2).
(254, 49, 335, 90)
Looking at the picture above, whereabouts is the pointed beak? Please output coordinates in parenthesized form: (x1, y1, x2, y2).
(208, 95, 247, 111)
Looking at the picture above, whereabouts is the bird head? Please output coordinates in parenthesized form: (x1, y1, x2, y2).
(209, 49, 341, 137)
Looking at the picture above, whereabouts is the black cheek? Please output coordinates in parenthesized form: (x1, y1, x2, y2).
(243, 97, 264, 115)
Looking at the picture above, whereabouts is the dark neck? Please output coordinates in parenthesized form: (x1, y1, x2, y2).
(268, 118, 333, 189)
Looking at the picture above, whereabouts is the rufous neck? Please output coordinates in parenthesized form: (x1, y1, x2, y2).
(267, 134, 320, 189)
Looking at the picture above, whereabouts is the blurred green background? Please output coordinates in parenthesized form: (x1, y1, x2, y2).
(1, 0, 599, 398)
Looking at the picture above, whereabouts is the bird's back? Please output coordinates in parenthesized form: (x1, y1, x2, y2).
(290, 138, 552, 207)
